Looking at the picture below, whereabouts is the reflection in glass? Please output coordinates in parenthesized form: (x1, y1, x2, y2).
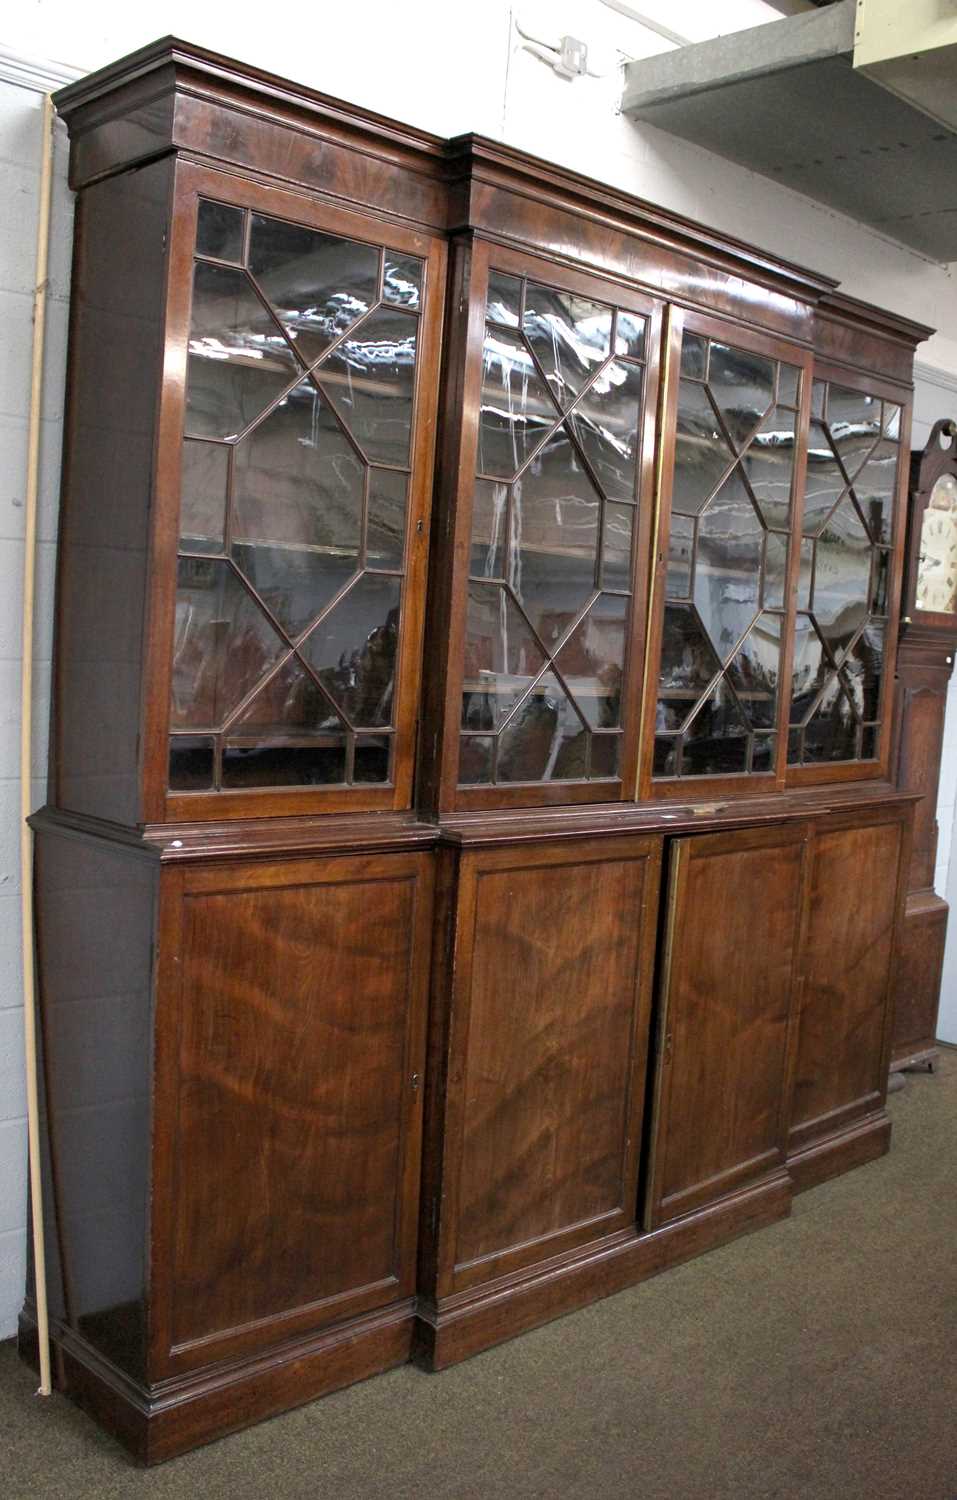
(602, 502, 634, 592)
(764, 532, 788, 608)
(185, 263, 299, 441)
(553, 593, 627, 728)
(477, 323, 559, 479)
(180, 440, 229, 554)
(707, 342, 774, 450)
(852, 438, 899, 544)
(672, 380, 729, 514)
(222, 741, 346, 787)
(842, 623, 885, 721)
(744, 408, 795, 530)
(354, 734, 391, 782)
(459, 735, 495, 784)
(300, 573, 401, 727)
(497, 671, 588, 782)
(523, 284, 611, 406)
(383, 253, 422, 310)
(367, 469, 408, 571)
(486, 270, 522, 328)
(667, 514, 694, 598)
(171, 559, 286, 729)
(316, 306, 417, 465)
(777, 364, 800, 408)
(230, 654, 342, 734)
(680, 682, 749, 775)
(693, 476, 763, 661)
(679, 332, 707, 380)
(248, 214, 379, 364)
(656, 603, 722, 731)
(802, 673, 858, 763)
(726, 614, 780, 729)
(614, 312, 645, 362)
(461, 583, 546, 730)
(568, 360, 643, 503)
(196, 200, 244, 263)
(469, 479, 508, 580)
(802, 423, 846, 536)
(509, 426, 600, 644)
(230, 379, 362, 635)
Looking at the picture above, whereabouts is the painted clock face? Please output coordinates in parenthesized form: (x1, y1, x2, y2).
(916, 473, 957, 615)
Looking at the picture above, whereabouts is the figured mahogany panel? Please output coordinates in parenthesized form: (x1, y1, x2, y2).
(158, 852, 432, 1370)
(790, 811, 905, 1147)
(648, 823, 807, 1226)
(440, 836, 660, 1290)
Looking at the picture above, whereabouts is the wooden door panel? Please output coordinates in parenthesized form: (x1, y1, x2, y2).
(790, 814, 905, 1145)
(649, 824, 808, 1226)
(446, 836, 660, 1291)
(159, 852, 432, 1370)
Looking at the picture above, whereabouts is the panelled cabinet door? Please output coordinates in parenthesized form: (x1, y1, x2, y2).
(647, 822, 809, 1227)
(149, 161, 446, 822)
(150, 851, 433, 1378)
(789, 807, 908, 1156)
(433, 835, 661, 1294)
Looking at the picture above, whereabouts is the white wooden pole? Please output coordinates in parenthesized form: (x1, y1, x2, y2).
(21, 90, 56, 1399)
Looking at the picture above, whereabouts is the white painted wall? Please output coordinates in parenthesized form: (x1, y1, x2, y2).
(0, 0, 955, 1338)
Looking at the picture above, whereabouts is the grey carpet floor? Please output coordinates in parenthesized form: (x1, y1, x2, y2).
(3, 1051, 955, 1500)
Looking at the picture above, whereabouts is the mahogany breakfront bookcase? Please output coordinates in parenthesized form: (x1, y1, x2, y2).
(23, 38, 934, 1462)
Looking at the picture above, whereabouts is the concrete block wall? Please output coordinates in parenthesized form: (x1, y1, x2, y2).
(0, 0, 955, 1339)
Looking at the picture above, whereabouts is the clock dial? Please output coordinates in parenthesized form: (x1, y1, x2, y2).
(916, 473, 957, 614)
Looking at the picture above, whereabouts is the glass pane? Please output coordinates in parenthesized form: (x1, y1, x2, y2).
(764, 532, 788, 608)
(883, 403, 901, 441)
(797, 538, 813, 610)
(461, 582, 546, 729)
(803, 422, 847, 536)
(589, 734, 621, 779)
(707, 342, 774, 451)
(248, 213, 379, 365)
(355, 734, 391, 783)
(811, 500, 871, 662)
(802, 673, 858, 763)
(614, 312, 645, 361)
(316, 306, 417, 465)
(656, 603, 722, 732)
(459, 735, 494, 784)
(300, 573, 401, 728)
(477, 323, 559, 480)
(230, 654, 343, 734)
(790, 615, 831, 726)
(679, 332, 707, 380)
(787, 727, 803, 764)
(382, 253, 422, 310)
(672, 380, 731, 515)
(842, 622, 885, 722)
(554, 593, 628, 729)
(751, 733, 775, 773)
(726, 614, 781, 729)
(509, 425, 600, 645)
(861, 724, 879, 759)
(230, 379, 362, 637)
(168, 735, 214, 791)
(777, 363, 800, 407)
(170, 558, 286, 729)
(469, 479, 508, 580)
(916, 474, 957, 613)
(827, 384, 882, 449)
(601, 502, 634, 592)
(486, 270, 522, 328)
(180, 439, 229, 554)
(196, 200, 244, 263)
(680, 683, 750, 776)
(666, 514, 694, 598)
(522, 283, 611, 407)
(693, 475, 763, 663)
(367, 469, 408, 571)
(743, 408, 795, 530)
(654, 736, 677, 776)
(222, 740, 346, 787)
(568, 359, 643, 503)
(810, 379, 826, 420)
(872, 547, 890, 616)
(185, 262, 300, 441)
(852, 437, 899, 544)
(497, 671, 588, 781)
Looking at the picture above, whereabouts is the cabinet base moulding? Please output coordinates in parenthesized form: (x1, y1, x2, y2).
(18, 1300, 415, 1465)
(415, 1173, 792, 1371)
(787, 1112, 892, 1195)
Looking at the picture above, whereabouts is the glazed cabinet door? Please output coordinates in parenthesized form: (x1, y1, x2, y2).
(148, 161, 445, 822)
(427, 835, 660, 1298)
(647, 822, 809, 1227)
(788, 806, 909, 1165)
(150, 850, 433, 1378)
